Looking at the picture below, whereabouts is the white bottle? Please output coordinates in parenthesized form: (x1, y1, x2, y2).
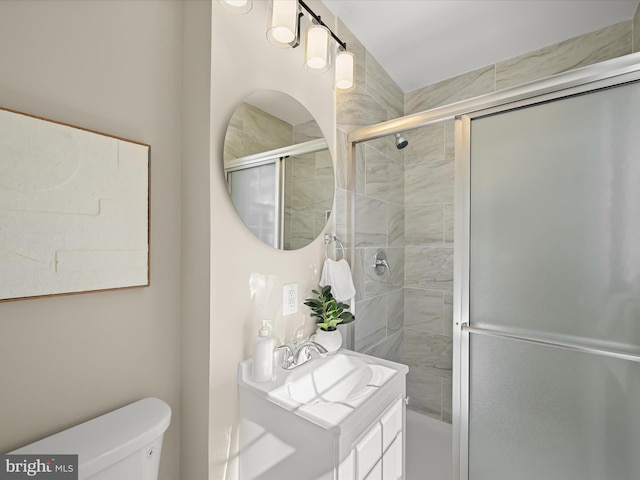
(252, 325, 274, 382)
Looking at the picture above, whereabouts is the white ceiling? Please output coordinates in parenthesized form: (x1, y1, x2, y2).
(322, 0, 639, 92)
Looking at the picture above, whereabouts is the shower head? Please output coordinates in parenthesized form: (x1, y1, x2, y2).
(395, 133, 408, 150)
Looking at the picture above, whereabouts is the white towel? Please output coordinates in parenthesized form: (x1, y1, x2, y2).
(319, 258, 356, 302)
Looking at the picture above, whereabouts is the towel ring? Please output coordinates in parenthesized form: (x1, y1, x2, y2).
(324, 233, 345, 260)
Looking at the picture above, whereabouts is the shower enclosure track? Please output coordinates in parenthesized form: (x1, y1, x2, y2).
(461, 323, 640, 364)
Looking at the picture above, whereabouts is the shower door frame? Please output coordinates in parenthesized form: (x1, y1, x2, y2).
(344, 52, 640, 479)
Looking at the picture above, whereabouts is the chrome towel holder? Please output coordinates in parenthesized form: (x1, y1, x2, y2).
(324, 233, 346, 260)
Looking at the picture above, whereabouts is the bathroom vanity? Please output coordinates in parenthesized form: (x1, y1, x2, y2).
(238, 349, 408, 480)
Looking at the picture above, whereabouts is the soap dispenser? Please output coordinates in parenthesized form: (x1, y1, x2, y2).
(252, 323, 274, 382)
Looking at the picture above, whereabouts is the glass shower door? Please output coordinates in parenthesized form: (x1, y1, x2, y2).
(461, 79, 640, 479)
(227, 161, 279, 248)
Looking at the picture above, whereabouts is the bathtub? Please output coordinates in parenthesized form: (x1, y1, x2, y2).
(405, 409, 452, 480)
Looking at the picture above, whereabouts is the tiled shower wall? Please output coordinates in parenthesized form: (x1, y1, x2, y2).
(334, 20, 407, 362)
(400, 121, 455, 420)
(285, 120, 334, 250)
(336, 10, 640, 423)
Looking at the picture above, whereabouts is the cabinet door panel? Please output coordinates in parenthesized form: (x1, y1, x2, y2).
(381, 398, 403, 451)
(363, 460, 382, 480)
(383, 434, 403, 480)
(338, 450, 355, 480)
(356, 422, 382, 479)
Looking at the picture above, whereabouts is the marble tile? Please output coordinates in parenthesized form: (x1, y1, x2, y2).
(293, 118, 323, 143)
(405, 65, 495, 114)
(337, 91, 388, 131)
(404, 204, 444, 246)
(364, 247, 404, 297)
(384, 134, 405, 164)
(291, 176, 333, 211)
(229, 103, 243, 131)
(222, 124, 242, 162)
(366, 51, 404, 118)
(405, 288, 444, 335)
(404, 123, 445, 167)
(441, 379, 453, 424)
(290, 154, 316, 181)
(635, 6, 640, 53)
(355, 142, 366, 195)
(243, 102, 293, 151)
(354, 294, 387, 351)
(405, 246, 454, 292)
(362, 136, 389, 159)
(365, 147, 404, 204)
(387, 247, 405, 289)
(314, 211, 329, 239)
(405, 156, 454, 206)
(355, 194, 387, 247)
(283, 209, 292, 250)
(387, 202, 404, 247)
(444, 204, 454, 246)
(335, 129, 348, 190)
(289, 211, 315, 248)
(444, 294, 453, 337)
(387, 288, 405, 333)
(399, 330, 452, 381)
(444, 119, 455, 160)
(315, 150, 333, 179)
(334, 188, 348, 247)
(353, 247, 366, 302)
(362, 330, 404, 363)
(406, 370, 442, 419)
(496, 21, 632, 91)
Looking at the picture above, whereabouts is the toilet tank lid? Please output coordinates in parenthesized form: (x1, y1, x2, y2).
(11, 397, 171, 478)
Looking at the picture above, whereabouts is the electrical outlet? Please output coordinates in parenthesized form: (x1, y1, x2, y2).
(282, 283, 298, 316)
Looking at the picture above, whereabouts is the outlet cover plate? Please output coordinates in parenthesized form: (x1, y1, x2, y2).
(283, 283, 298, 316)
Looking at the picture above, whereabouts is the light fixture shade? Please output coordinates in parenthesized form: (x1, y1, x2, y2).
(266, 0, 298, 47)
(335, 50, 355, 91)
(304, 24, 330, 71)
(217, 0, 253, 14)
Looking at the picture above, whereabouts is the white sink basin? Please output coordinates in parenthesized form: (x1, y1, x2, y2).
(238, 349, 407, 430)
(276, 353, 374, 405)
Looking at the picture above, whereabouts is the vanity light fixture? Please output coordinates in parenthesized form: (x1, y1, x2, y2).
(267, 0, 299, 46)
(266, 0, 355, 90)
(335, 50, 355, 91)
(304, 24, 330, 71)
(217, 0, 253, 14)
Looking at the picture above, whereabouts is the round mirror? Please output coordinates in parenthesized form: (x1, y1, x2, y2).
(223, 91, 335, 250)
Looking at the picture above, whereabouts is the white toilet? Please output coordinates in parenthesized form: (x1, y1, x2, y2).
(10, 397, 171, 480)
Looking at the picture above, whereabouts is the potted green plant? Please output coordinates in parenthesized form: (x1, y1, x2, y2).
(304, 285, 355, 353)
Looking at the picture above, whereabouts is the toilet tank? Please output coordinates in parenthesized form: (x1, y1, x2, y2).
(10, 397, 171, 480)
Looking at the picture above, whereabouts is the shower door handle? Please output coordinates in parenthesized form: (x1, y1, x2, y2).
(461, 323, 640, 363)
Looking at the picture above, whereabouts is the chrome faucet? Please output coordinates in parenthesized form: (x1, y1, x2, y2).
(277, 341, 328, 370)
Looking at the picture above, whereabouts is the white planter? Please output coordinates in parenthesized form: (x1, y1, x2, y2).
(313, 327, 343, 354)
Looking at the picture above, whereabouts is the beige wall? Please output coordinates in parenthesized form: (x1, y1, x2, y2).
(209, 1, 338, 478)
(0, 1, 182, 479)
(181, 1, 212, 478)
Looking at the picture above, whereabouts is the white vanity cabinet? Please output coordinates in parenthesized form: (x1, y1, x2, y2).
(238, 350, 408, 480)
(341, 397, 405, 480)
